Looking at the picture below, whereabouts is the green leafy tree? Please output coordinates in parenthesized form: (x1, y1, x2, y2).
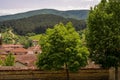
(36, 22, 89, 80)
(4, 53, 15, 66)
(2, 29, 17, 44)
(86, 0, 120, 80)
(18, 36, 33, 48)
(0, 57, 3, 66)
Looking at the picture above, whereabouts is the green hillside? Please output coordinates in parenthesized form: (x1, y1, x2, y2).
(0, 14, 86, 35)
(0, 9, 89, 22)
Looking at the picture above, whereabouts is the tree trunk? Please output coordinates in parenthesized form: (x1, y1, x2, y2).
(115, 66, 118, 80)
(65, 63, 69, 80)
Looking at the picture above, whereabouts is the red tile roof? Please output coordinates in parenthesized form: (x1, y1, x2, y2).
(11, 48, 28, 53)
(0, 47, 7, 55)
(15, 54, 37, 67)
(2, 44, 23, 48)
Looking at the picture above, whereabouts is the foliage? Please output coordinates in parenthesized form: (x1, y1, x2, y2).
(78, 30, 86, 45)
(29, 34, 42, 41)
(86, 0, 120, 68)
(2, 29, 17, 44)
(18, 36, 33, 48)
(3, 53, 15, 66)
(0, 14, 86, 35)
(36, 22, 89, 72)
(1, 29, 33, 48)
(26, 32, 36, 37)
(0, 57, 3, 66)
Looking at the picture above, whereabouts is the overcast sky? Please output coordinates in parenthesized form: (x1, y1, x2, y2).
(0, 0, 101, 16)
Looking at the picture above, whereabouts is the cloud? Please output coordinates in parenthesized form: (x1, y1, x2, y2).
(0, 8, 41, 16)
(0, 0, 101, 16)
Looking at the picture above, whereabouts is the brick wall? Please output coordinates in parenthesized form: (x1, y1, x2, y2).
(0, 68, 109, 80)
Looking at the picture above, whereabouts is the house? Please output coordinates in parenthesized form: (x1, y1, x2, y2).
(27, 45, 41, 54)
(11, 47, 28, 55)
(0, 44, 27, 55)
(14, 61, 27, 67)
(0, 47, 7, 55)
(32, 40, 39, 46)
(2, 44, 23, 49)
(15, 54, 37, 68)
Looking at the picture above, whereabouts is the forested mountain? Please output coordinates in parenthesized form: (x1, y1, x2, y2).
(0, 14, 86, 35)
(0, 9, 89, 22)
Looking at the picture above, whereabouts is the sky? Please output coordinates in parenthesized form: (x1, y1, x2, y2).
(0, 0, 101, 16)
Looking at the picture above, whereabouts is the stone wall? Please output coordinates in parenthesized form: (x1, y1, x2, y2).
(0, 68, 109, 80)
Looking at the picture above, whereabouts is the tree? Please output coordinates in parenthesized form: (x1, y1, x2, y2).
(4, 53, 15, 66)
(86, 0, 120, 80)
(2, 29, 16, 44)
(0, 57, 3, 66)
(36, 22, 89, 80)
(18, 36, 33, 48)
